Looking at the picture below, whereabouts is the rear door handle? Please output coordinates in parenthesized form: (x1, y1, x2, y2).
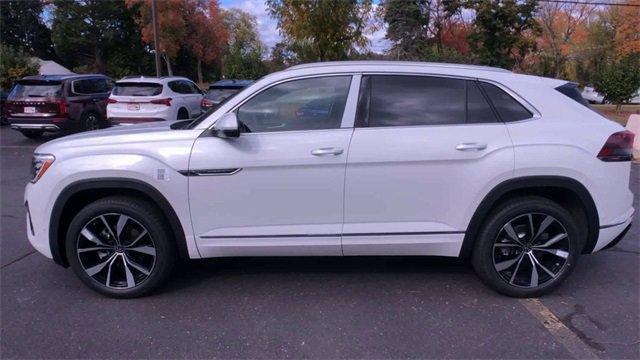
(311, 147, 344, 156)
(455, 143, 487, 151)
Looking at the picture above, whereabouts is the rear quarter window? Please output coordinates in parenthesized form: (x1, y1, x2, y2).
(113, 82, 163, 96)
(480, 82, 533, 122)
(555, 83, 595, 110)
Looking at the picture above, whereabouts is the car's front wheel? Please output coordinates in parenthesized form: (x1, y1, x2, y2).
(65, 196, 176, 298)
(472, 196, 580, 297)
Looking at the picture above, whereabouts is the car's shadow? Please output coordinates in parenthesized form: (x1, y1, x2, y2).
(163, 256, 474, 294)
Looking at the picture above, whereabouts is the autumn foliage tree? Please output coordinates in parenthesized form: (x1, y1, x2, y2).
(187, 0, 228, 84)
(266, 0, 374, 62)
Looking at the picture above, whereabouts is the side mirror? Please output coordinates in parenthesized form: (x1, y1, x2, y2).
(212, 112, 240, 138)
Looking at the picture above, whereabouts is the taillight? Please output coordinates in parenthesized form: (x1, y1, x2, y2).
(597, 130, 635, 162)
(56, 99, 67, 116)
(107, 98, 118, 104)
(201, 99, 214, 108)
(150, 98, 172, 106)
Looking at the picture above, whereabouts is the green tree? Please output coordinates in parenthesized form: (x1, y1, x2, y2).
(221, 9, 267, 79)
(593, 56, 640, 111)
(0, 44, 40, 90)
(52, 0, 151, 76)
(266, 0, 373, 62)
(445, 0, 539, 69)
(0, 1, 56, 60)
(383, 0, 430, 60)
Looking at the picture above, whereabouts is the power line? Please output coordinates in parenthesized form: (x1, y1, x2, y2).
(538, 0, 640, 7)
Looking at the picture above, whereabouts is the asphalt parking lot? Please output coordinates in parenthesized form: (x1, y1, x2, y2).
(1, 126, 638, 359)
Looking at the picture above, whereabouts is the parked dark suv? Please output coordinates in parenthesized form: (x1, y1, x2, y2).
(5, 74, 114, 138)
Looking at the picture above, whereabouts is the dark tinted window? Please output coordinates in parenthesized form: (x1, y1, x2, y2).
(237, 76, 351, 133)
(74, 79, 110, 94)
(467, 80, 498, 123)
(113, 82, 163, 96)
(480, 82, 532, 122)
(169, 80, 197, 94)
(369, 75, 466, 127)
(555, 82, 594, 109)
(187, 81, 201, 94)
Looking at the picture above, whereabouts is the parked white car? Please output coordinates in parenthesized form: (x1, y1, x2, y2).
(581, 85, 640, 104)
(107, 76, 203, 125)
(26, 61, 634, 298)
(581, 85, 604, 104)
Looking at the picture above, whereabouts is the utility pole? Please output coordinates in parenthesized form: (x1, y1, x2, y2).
(151, 0, 161, 77)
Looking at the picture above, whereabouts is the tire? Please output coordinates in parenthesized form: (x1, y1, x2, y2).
(20, 130, 43, 139)
(80, 112, 102, 131)
(65, 196, 176, 298)
(471, 196, 580, 297)
(177, 108, 189, 120)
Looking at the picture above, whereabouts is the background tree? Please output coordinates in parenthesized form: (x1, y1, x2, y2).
(536, 1, 593, 78)
(221, 9, 267, 79)
(445, 0, 540, 69)
(266, 0, 374, 62)
(127, 0, 192, 76)
(0, 0, 56, 60)
(380, 0, 469, 62)
(383, 0, 430, 60)
(187, 0, 228, 84)
(615, 0, 640, 57)
(593, 56, 640, 111)
(0, 44, 40, 90)
(52, 0, 151, 76)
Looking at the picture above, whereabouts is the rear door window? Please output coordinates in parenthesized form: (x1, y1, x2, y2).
(479, 82, 532, 122)
(367, 75, 466, 127)
(8, 81, 63, 100)
(112, 82, 163, 96)
(466, 80, 498, 124)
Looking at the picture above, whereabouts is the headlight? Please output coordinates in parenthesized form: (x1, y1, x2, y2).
(31, 153, 55, 183)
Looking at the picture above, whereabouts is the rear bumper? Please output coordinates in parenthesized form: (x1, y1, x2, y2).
(8, 116, 70, 131)
(592, 207, 634, 252)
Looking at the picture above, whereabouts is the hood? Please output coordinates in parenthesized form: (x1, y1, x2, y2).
(35, 120, 198, 154)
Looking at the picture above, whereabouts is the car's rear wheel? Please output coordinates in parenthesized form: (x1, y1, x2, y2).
(81, 112, 101, 131)
(472, 196, 579, 297)
(20, 130, 43, 139)
(65, 196, 176, 298)
(177, 108, 189, 120)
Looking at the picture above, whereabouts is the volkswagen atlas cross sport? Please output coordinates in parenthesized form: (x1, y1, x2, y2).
(25, 61, 635, 298)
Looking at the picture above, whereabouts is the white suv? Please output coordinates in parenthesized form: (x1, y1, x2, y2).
(107, 76, 203, 125)
(25, 61, 635, 298)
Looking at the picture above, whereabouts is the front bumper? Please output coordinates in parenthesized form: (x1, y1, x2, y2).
(24, 182, 53, 259)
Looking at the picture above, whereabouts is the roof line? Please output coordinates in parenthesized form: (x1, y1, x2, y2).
(286, 61, 511, 73)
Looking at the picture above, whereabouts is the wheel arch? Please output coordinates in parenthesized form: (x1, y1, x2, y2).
(50, 178, 189, 267)
(460, 176, 600, 259)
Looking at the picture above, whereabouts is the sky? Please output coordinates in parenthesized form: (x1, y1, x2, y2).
(218, 0, 391, 54)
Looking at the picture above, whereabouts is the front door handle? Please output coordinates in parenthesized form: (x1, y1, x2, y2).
(311, 147, 344, 156)
(455, 143, 487, 151)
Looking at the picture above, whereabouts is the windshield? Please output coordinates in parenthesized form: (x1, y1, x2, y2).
(112, 82, 163, 96)
(8, 82, 62, 100)
(206, 88, 240, 102)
